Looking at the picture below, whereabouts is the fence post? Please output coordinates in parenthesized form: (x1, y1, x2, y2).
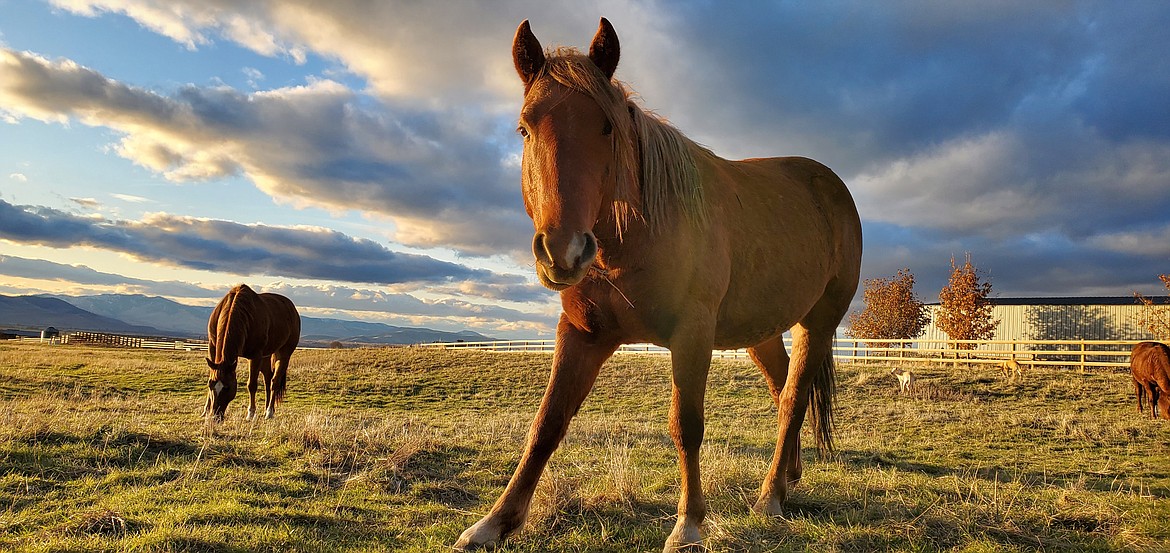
(1080, 340, 1086, 372)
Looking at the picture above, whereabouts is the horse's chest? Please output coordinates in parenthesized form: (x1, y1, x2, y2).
(562, 279, 678, 344)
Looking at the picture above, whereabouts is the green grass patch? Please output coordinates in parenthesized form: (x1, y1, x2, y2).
(1, 343, 1168, 551)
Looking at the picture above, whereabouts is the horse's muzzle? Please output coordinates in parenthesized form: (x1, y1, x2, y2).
(532, 230, 597, 290)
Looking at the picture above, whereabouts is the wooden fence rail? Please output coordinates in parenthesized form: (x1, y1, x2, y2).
(423, 338, 1148, 371)
(57, 331, 206, 352)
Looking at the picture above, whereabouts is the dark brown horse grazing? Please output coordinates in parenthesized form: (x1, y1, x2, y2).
(456, 18, 862, 552)
(1130, 341, 1170, 419)
(204, 284, 300, 422)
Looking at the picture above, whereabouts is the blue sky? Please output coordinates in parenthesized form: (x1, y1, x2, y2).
(2, 1, 1169, 339)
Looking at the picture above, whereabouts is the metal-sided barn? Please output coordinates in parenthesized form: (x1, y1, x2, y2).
(918, 297, 1167, 342)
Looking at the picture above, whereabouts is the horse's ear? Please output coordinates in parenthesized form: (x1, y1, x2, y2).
(513, 19, 545, 87)
(588, 17, 620, 80)
(206, 357, 215, 370)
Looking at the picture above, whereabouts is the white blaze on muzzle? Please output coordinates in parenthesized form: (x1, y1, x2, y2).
(564, 232, 587, 268)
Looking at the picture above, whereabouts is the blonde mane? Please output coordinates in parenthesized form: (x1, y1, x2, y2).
(538, 48, 709, 233)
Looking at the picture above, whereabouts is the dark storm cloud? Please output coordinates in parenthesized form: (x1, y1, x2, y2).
(625, 3, 1170, 298)
(0, 199, 527, 287)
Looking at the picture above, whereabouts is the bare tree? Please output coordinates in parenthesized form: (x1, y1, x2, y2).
(936, 253, 999, 350)
(1135, 274, 1170, 340)
(846, 268, 930, 346)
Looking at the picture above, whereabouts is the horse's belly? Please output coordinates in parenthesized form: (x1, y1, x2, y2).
(712, 271, 827, 349)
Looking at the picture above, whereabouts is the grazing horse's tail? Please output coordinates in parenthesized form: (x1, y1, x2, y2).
(272, 360, 288, 405)
(808, 353, 837, 459)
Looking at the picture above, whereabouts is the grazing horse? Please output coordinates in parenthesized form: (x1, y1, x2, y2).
(204, 284, 300, 422)
(1130, 341, 1170, 420)
(456, 18, 862, 552)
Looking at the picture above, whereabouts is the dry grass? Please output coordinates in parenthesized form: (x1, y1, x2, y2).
(0, 342, 1168, 551)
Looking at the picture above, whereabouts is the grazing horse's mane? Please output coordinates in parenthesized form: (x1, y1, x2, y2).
(538, 48, 710, 233)
(214, 284, 257, 363)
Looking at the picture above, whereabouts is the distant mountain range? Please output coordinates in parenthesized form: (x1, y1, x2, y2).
(0, 294, 494, 346)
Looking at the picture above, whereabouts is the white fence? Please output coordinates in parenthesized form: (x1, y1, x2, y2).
(7, 331, 1146, 371)
(423, 338, 1147, 371)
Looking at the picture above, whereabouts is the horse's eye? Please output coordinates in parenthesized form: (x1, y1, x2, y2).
(602, 120, 613, 136)
(517, 126, 529, 138)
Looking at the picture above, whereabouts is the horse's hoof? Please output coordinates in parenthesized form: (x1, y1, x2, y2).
(752, 495, 785, 516)
(265, 408, 275, 419)
(246, 410, 256, 421)
(663, 521, 702, 552)
(454, 516, 508, 550)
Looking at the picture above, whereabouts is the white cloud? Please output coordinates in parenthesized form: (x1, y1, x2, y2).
(8, 172, 27, 181)
(110, 193, 152, 203)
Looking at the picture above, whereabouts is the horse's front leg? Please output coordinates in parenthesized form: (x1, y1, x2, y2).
(455, 317, 618, 550)
(663, 323, 714, 552)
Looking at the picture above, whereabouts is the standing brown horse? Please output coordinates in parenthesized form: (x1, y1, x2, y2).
(204, 284, 300, 422)
(1130, 341, 1170, 419)
(456, 19, 862, 552)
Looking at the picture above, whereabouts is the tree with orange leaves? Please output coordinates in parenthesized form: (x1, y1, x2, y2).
(1135, 274, 1170, 340)
(846, 268, 930, 346)
(936, 253, 999, 349)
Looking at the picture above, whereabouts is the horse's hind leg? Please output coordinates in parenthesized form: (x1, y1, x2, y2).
(750, 324, 827, 515)
(747, 335, 803, 500)
(247, 357, 271, 421)
(1135, 379, 1146, 416)
(753, 295, 845, 515)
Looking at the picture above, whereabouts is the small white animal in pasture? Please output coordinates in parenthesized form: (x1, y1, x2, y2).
(890, 368, 915, 393)
(1000, 359, 1026, 378)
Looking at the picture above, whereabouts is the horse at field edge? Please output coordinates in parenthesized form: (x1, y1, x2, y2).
(204, 284, 300, 422)
(455, 18, 863, 552)
(1130, 341, 1170, 419)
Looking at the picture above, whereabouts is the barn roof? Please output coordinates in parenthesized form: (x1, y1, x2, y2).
(926, 296, 1170, 306)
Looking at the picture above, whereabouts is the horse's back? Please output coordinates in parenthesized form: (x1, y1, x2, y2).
(258, 293, 301, 352)
(1132, 341, 1170, 381)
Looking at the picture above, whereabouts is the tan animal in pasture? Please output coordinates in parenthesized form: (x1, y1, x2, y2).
(890, 368, 915, 393)
(1000, 359, 1026, 378)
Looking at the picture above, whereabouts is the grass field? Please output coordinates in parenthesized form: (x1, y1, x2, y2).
(1, 342, 1168, 552)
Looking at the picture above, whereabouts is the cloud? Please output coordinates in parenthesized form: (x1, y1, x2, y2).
(0, 199, 542, 292)
(0, 254, 216, 296)
(261, 282, 555, 327)
(110, 193, 152, 203)
(0, 255, 559, 334)
(8, 2, 1170, 307)
(0, 48, 530, 256)
(8, 172, 27, 182)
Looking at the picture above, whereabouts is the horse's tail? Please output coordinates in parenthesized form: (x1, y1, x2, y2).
(808, 352, 837, 459)
(272, 360, 288, 405)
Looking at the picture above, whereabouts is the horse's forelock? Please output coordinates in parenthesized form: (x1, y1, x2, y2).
(538, 50, 707, 233)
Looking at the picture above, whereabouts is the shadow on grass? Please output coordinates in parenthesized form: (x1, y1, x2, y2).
(837, 447, 1170, 499)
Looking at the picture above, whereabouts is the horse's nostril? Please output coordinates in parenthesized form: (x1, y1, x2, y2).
(580, 232, 598, 264)
(532, 232, 552, 266)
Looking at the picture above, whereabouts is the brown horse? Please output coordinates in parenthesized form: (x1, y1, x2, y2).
(204, 284, 300, 422)
(1130, 341, 1170, 419)
(456, 18, 862, 552)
